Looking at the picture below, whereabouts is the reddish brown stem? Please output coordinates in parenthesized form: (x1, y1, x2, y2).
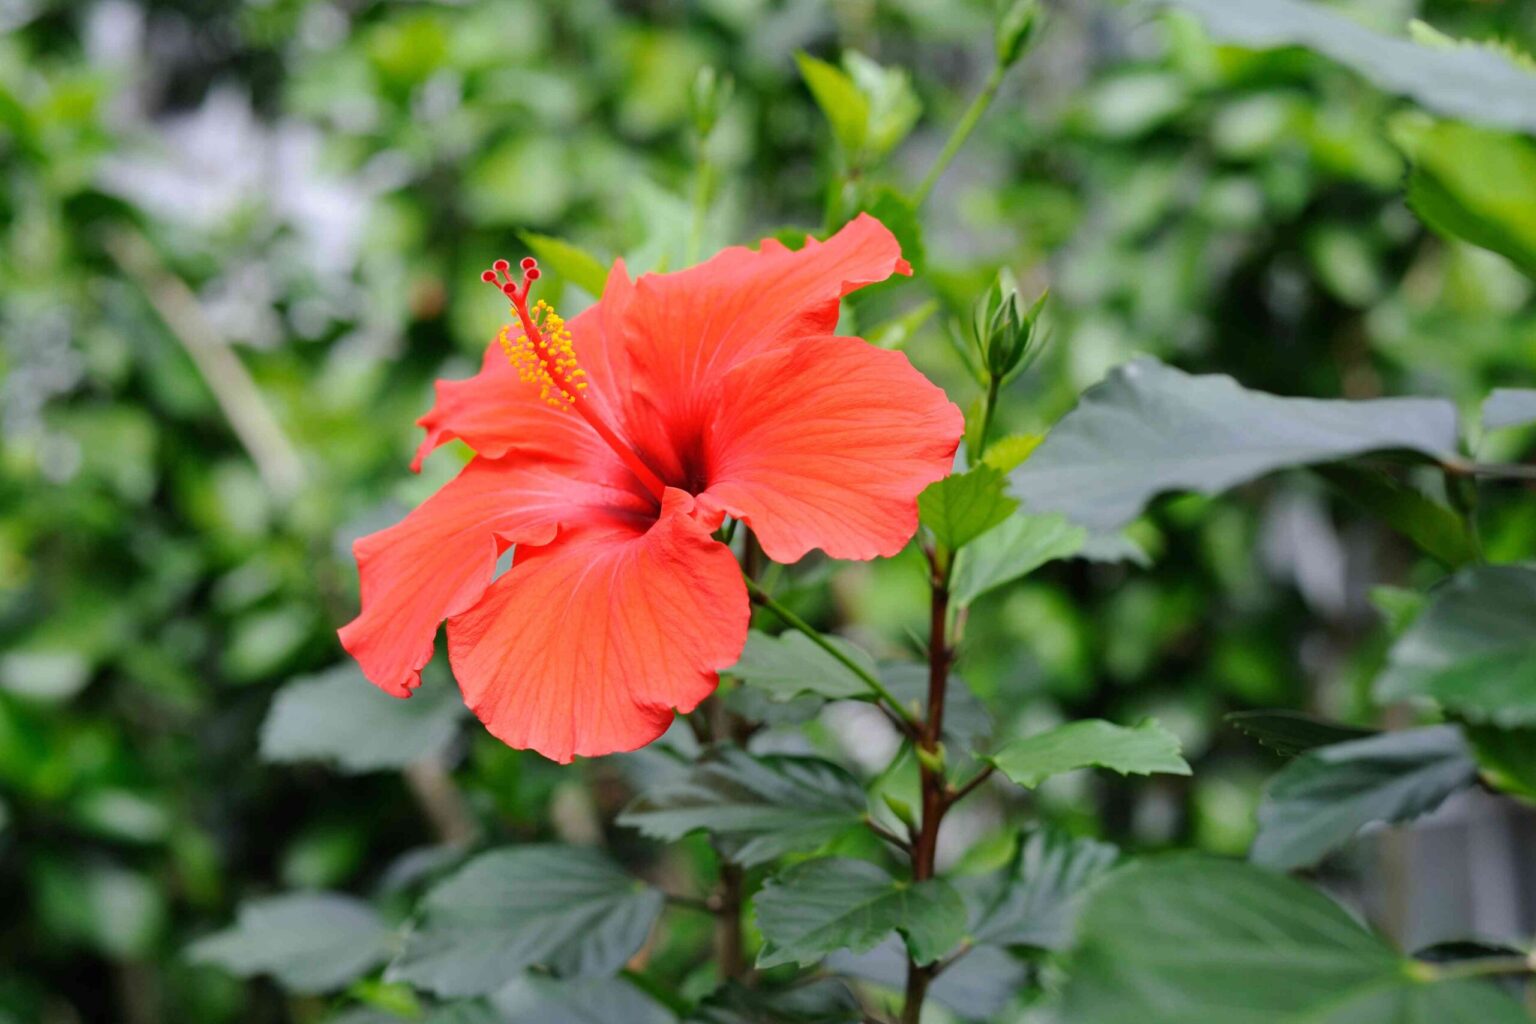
(901, 553, 953, 1024)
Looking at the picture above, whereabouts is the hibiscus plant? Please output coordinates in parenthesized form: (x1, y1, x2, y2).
(13, 0, 1536, 1022)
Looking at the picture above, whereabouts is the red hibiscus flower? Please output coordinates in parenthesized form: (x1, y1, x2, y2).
(339, 215, 962, 763)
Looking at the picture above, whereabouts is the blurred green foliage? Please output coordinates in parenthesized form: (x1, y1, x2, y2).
(4, 0, 1536, 1022)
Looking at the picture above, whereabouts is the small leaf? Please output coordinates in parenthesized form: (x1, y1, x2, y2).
(1226, 710, 1376, 759)
(1060, 856, 1528, 1024)
(1482, 388, 1536, 431)
(1159, 0, 1536, 134)
(1465, 724, 1536, 803)
(518, 233, 611, 297)
(951, 512, 1087, 606)
(919, 465, 1019, 552)
(188, 892, 392, 994)
(389, 846, 663, 996)
(842, 51, 921, 159)
(1391, 117, 1536, 279)
(260, 665, 465, 773)
(965, 827, 1119, 950)
(1251, 726, 1478, 871)
(981, 433, 1044, 473)
(1376, 565, 1536, 727)
(990, 719, 1190, 789)
(730, 629, 877, 703)
(795, 53, 868, 158)
(755, 858, 966, 968)
(689, 979, 861, 1024)
(618, 747, 867, 866)
(1013, 359, 1459, 531)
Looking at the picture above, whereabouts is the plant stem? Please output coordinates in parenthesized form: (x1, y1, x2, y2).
(742, 576, 919, 731)
(975, 373, 1002, 460)
(912, 63, 1007, 209)
(1427, 954, 1535, 983)
(688, 156, 716, 266)
(900, 549, 955, 1024)
(714, 861, 747, 980)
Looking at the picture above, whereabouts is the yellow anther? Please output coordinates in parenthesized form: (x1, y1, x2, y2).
(496, 296, 585, 410)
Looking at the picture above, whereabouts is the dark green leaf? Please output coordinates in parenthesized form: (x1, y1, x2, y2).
(1376, 565, 1536, 727)
(755, 858, 966, 968)
(1060, 856, 1528, 1024)
(260, 665, 464, 773)
(919, 465, 1018, 553)
(493, 975, 676, 1024)
(1226, 710, 1376, 759)
(990, 719, 1190, 788)
(1159, 0, 1536, 134)
(1483, 388, 1536, 431)
(1252, 726, 1478, 870)
(1465, 724, 1536, 803)
(1314, 464, 1477, 568)
(389, 845, 663, 996)
(617, 747, 866, 866)
(689, 979, 861, 1024)
(966, 827, 1119, 950)
(188, 892, 392, 994)
(1013, 359, 1459, 531)
(951, 512, 1088, 606)
(730, 630, 877, 703)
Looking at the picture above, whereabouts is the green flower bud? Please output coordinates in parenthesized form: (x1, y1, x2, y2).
(968, 269, 1047, 385)
(690, 66, 733, 140)
(996, 0, 1040, 69)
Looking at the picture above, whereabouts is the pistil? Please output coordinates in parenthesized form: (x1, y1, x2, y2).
(482, 258, 669, 504)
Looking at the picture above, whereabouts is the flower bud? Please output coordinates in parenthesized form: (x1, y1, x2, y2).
(996, 0, 1040, 69)
(690, 66, 733, 140)
(968, 269, 1047, 385)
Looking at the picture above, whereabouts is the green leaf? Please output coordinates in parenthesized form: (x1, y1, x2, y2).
(1465, 724, 1536, 803)
(755, 858, 966, 968)
(795, 54, 868, 158)
(188, 893, 393, 994)
(990, 719, 1191, 788)
(1313, 465, 1477, 568)
(689, 979, 861, 1024)
(1013, 359, 1458, 531)
(617, 747, 867, 866)
(865, 299, 938, 351)
(980, 433, 1043, 473)
(1251, 726, 1478, 870)
(389, 845, 663, 996)
(729, 629, 877, 703)
(1376, 565, 1536, 727)
(1159, 0, 1536, 134)
(1226, 710, 1375, 759)
(1483, 388, 1536, 431)
(951, 512, 1088, 606)
(1391, 116, 1536, 279)
(518, 232, 612, 297)
(919, 465, 1018, 552)
(1061, 856, 1528, 1024)
(965, 827, 1119, 950)
(493, 975, 676, 1024)
(842, 52, 921, 159)
(260, 665, 464, 773)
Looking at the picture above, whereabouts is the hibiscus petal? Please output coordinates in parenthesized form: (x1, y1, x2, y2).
(446, 490, 749, 764)
(339, 457, 653, 698)
(699, 335, 963, 563)
(619, 213, 910, 484)
(410, 261, 636, 472)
